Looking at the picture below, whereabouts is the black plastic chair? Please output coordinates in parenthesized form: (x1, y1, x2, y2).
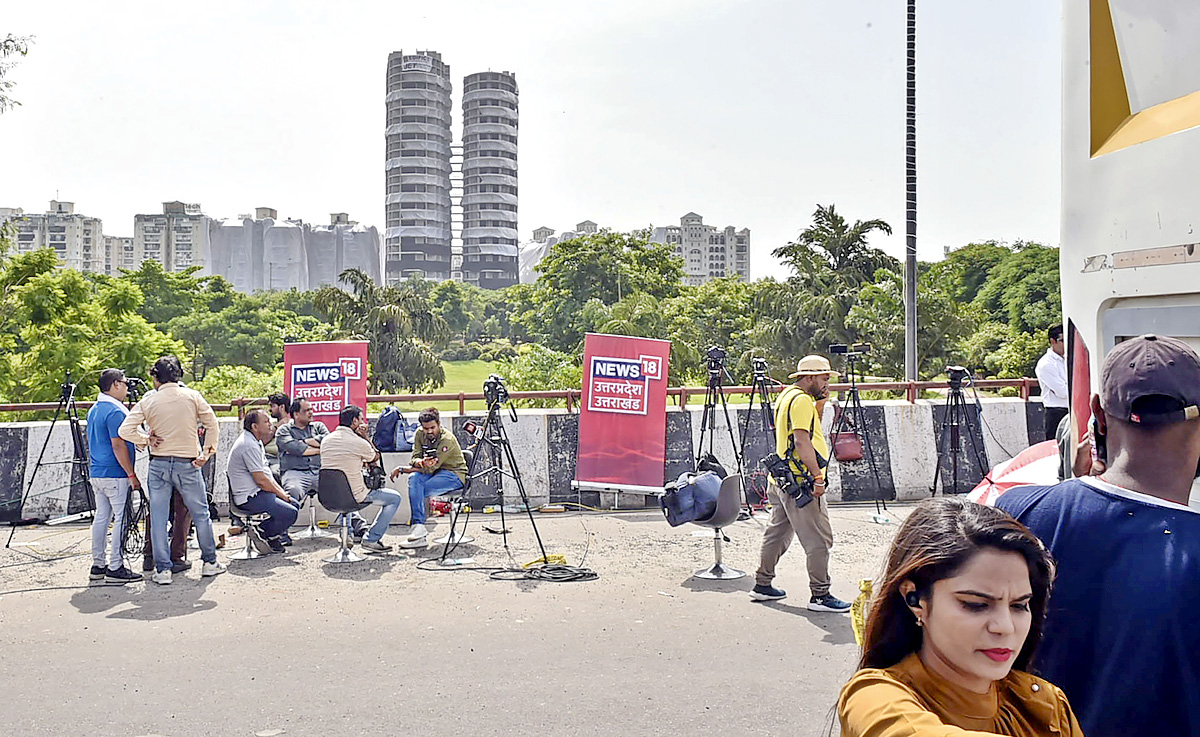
(226, 473, 273, 561)
(692, 474, 747, 580)
(317, 469, 372, 564)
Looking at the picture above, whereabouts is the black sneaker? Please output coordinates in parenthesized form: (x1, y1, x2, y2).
(267, 536, 286, 554)
(351, 528, 366, 544)
(105, 566, 142, 584)
(90, 565, 106, 581)
(808, 594, 852, 613)
(142, 557, 154, 572)
(171, 560, 192, 574)
(750, 584, 787, 602)
(280, 533, 293, 547)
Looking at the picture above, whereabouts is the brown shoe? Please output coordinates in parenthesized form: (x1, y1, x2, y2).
(228, 526, 244, 536)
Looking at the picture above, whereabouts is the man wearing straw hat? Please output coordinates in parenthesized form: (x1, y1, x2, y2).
(750, 354, 851, 612)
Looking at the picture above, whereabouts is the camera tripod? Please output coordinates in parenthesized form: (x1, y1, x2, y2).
(5, 373, 96, 548)
(437, 394, 548, 565)
(829, 352, 889, 515)
(737, 359, 777, 510)
(696, 353, 748, 512)
(930, 370, 989, 495)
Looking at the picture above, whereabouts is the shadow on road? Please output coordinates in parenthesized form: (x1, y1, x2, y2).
(70, 576, 220, 620)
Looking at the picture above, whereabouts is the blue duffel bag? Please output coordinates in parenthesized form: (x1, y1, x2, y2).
(661, 471, 721, 527)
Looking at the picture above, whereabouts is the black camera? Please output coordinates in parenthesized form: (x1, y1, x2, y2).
(829, 343, 871, 355)
(706, 345, 728, 374)
(751, 356, 769, 376)
(761, 452, 816, 508)
(125, 376, 148, 403)
(483, 373, 509, 406)
(946, 365, 970, 390)
(364, 462, 387, 490)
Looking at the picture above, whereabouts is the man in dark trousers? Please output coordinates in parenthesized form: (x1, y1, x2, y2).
(998, 335, 1200, 737)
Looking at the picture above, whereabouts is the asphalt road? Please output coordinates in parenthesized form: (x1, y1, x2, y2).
(0, 504, 908, 737)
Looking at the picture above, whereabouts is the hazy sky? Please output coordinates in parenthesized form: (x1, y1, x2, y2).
(1, 1, 1061, 278)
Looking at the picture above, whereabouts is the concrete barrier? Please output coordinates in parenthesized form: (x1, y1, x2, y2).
(0, 398, 1050, 522)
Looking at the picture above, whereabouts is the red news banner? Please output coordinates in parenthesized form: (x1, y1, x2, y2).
(283, 341, 369, 431)
(576, 333, 671, 491)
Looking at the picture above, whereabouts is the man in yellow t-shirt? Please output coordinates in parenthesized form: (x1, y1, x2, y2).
(751, 354, 850, 613)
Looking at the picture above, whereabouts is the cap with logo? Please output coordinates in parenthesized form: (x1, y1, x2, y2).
(788, 355, 837, 379)
(1101, 334, 1200, 425)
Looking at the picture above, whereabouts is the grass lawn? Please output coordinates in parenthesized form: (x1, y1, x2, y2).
(368, 359, 512, 415)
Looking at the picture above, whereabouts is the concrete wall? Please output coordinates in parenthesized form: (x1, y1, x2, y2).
(0, 399, 1050, 523)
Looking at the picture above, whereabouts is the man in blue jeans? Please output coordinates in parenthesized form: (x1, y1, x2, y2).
(321, 406, 402, 553)
(119, 355, 225, 585)
(391, 407, 467, 548)
(228, 409, 300, 553)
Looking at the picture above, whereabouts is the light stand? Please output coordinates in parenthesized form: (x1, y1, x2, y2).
(930, 368, 989, 495)
(829, 350, 889, 516)
(6, 373, 95, 548)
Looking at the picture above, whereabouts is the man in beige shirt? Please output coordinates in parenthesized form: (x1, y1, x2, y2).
(118, 355, 225, 584)
(320, 406, 402, 553)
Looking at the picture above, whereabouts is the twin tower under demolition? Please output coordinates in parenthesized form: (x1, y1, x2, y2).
(385, 50, 518, 289)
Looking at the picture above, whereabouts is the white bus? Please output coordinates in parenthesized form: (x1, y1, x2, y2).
(1061, 0, 1200, 411)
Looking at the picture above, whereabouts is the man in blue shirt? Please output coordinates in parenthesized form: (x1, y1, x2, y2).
(998, 334, 1200, 737)
(85, 369, 142, 583)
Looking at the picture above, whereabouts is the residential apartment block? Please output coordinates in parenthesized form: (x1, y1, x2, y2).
(133, 201, 212, 273)
(2, 201, 106, 273)
(651, 212, 750, 286)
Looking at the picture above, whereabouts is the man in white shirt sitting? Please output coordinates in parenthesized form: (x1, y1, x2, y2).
(228, 409, 300, 553)
(1035, 323, 1068, 441)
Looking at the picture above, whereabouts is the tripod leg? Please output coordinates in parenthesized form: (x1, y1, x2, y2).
(931, 400, 955, 496)
(5, 394, 69, 547)
(496, 418, 550, 564)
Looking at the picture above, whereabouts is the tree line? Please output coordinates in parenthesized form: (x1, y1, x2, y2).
(0, 204, 1060, 405)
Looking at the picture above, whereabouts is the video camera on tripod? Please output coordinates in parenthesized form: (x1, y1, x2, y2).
(483, 373, 510, 407)
(125, 376, 148, 403)
(706, 345, 727, 373)
(946, 365, 970, 390)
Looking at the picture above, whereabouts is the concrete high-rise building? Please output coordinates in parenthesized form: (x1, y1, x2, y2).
(460, 70, 519, 289)
(651, 212, 750, 286)
(2, 201, 105, 273)
(384, 51, 519, 288)
(384, 50, 454, 284)
(103, 235, 133, 275)
(133, 201, 212, 273)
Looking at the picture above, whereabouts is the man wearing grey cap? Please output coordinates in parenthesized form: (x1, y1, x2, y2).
(997, 334, 1200, 737)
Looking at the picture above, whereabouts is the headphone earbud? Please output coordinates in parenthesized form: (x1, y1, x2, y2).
(904, 591, 921, 608)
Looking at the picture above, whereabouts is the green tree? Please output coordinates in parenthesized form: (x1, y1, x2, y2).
(496, 344, 582, 407)
(0, 250, 182, 402)
(973, 242, 1060, 333)
(119, 260, 207, 327)
(940, 241, 1012, 302)
(846, 268, 980, 379)
(772, 204, 896, 286)
(190, 364, 283, 404)
(314, 269, 449, 392)
(1, 34, 31, 114)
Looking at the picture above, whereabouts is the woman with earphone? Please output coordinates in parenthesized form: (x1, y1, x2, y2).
(838, 498, 1084, 736)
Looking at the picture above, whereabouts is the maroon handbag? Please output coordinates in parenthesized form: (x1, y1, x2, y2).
(830, 405, 865, 462)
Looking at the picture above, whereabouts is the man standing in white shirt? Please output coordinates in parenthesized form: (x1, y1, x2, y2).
(1035, 323, 1068, 441)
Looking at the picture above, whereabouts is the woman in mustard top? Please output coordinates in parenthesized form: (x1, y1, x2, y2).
(838, 498, 1084, 736)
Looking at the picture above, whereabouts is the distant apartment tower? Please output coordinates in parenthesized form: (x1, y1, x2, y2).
(133, 201, 212, 273)
(460, 70, 519, 289)
(651, 212, 750, 286)
(384, 50, 454, 284)
(103, 235, 133, 275)
(3, 201, 105, 273)
(518, 220, 600, 284)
